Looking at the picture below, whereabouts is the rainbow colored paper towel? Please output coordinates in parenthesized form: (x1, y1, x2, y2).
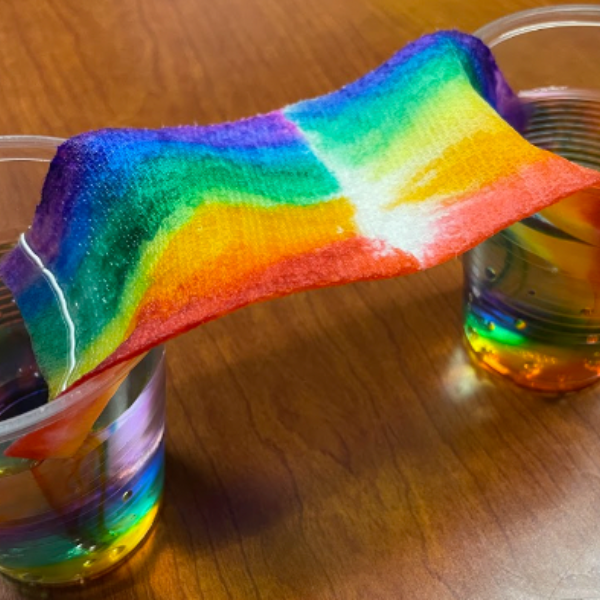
(1, 30, 598, 404)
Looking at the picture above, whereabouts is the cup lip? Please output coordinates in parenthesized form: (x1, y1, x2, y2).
(0, 134, 64, 160)
(0, 348, 166, 443)
(0, 135, 164, 444)
(475, 4, 600, 47)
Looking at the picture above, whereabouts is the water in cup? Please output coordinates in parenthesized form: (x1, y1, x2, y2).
(464, 89, 600, 391)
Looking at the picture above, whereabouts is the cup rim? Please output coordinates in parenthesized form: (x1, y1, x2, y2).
(475, 4, 600, 47)
(0, 135, 163, 443)
(0, 134, 64, 160)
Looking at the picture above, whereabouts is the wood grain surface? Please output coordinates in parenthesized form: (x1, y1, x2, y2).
(1, 1, 599, 599)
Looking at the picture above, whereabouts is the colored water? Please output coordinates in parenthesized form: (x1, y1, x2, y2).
(0, 316, 165, 585)
(464, 90, 600, 391)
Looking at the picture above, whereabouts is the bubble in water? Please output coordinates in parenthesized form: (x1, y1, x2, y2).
(523, 362, 541, 378)
(587, 334, 599, 345)
(485, 267, 497, 281)
(122, 490, 133, 502)
(83, 559, 96, 569)
(515, 319, 526, 330)
(486, 321, 496, 331)
(20, 573, 42, 583)
(110, 546, 127, 561)
(466, 325, 478, 339)
(585, 359, 600, 371)
(74, 542, 85, 554)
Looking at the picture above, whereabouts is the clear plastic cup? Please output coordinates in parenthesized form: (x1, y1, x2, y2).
(0, 137, 166, 585)
(463, 6, 600, 392)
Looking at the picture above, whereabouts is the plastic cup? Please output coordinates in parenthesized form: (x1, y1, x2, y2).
(0, 137, 166, 585)
(463, 6, 600, 392)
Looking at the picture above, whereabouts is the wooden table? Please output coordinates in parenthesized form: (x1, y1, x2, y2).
(1, 1, 599, 598)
